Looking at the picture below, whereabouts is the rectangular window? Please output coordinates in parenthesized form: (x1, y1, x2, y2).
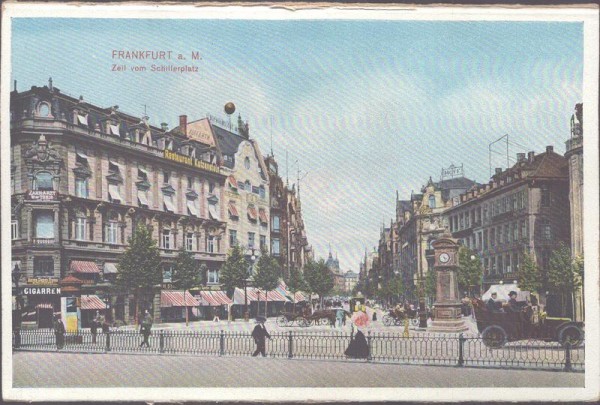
(208, 269, 219, 284)
(108, 183, 122, 203)
(35, 211, 55, 239)
(11, 220, 18, 240)
(75, 178, 88, 198)
(272, 215, 280, 232)
(187, 176, 193, 190)
(209, 182, 215, 194)
(34, 256, 54, 276)
(542, 220, 552, 240)
(163, 171, 170, 184)
(260, 235, 266, 250)
(248, 232, 255, 249)
(541, 185, 551, 207)
(490, 227, 495, 247)
(483, 229, 488, 249)
(513, 222, 518, 241)
(163, 194, 175, 213)
(75, 217, 86, 241)
(259, 187, 265, 199)
(207, 236, 215, 253)
(107, 221, 118, 244)
(162, 229, 172, 249)
(229, 230, 237, 247)
(272, 238, 280, 256)
(163, 264, 173, 283)
(252, 186, 260, 195)
(521, 220, 528, 239)
(505, 254, 511, 273)
(186, 232, 194, 251)
(497, 255, 503, 274)
(490, 257, 496, 274)
(504, 224, 510, 243)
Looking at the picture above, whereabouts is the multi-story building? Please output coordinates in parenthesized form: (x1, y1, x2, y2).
(325, 248, 345, 292)
(344, 270, 359, 294)
(395, 173, 478, 302)
(443, 146, 570, 311)
(287, 184, 312, 274)
(264, 155, 287, 278)
(358, 249, 378, 295)
(11, 82, 227, 325)
(565, 103, 583, 321)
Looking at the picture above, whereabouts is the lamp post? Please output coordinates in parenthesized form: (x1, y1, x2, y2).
(244, 248, 256, 321)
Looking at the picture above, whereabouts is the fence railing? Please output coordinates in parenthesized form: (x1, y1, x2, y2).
(12, 329, 584, 372)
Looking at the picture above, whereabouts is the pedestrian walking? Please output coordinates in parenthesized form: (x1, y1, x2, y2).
(345, 328, 369, 359)
(139, 310, 152, 348)
(251, 316, 271, 357)
(100, 313, 109, 333)
(53, 314, 65, 350)
(91, 311, 100, 343)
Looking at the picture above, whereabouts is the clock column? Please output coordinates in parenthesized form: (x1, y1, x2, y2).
(428, 233, 469, 333)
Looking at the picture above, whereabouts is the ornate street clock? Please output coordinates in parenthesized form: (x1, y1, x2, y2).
(436, 250, 455, 267)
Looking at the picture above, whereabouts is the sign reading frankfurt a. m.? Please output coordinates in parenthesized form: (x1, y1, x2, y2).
(26, 190, 57, 201)
(22, 286, 61, 295)
(164, 150, 220, 174)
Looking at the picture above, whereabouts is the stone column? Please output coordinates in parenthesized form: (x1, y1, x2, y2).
(428, 234, 468, 333)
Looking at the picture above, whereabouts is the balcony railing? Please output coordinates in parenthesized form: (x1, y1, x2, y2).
(32, 238, 56, 245)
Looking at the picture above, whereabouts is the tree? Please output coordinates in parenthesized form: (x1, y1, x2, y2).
(303, 259, 334, 308)
(172, 249, 201, 326)
(518, 250, 542, 293)
(253, 249, 281, 317)
(384, 274, 405, 306)
(116, 223, 162, 324)
(548, 243, 581, 317)
(457, 247, 483, 296)
(219, 245, 249, 296)
(286, 266, 306, 313)
(424, 269, 437, 305)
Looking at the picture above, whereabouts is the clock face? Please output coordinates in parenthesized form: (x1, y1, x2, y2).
(439, 252, 450, 264)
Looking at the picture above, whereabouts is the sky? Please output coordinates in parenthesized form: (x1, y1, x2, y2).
(11, 18, 583, 272)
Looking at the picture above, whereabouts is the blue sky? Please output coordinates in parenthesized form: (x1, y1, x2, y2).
(11, 18, 583, 271)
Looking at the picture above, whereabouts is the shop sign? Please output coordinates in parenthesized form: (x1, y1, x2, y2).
(27, 277, 59, 285)
(22, 286, 61, 295)
(164, 150, 220, 174)
(26, 190, 58, 201)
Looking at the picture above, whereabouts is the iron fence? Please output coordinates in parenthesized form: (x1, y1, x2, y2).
(12, 329, 584, 372)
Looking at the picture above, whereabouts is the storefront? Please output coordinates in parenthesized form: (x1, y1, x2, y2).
(20, 278, 61, 328)
(160, 291, 199, 322)
(195, 290, 232, 320)
(80, 295, 108, 328)
(232, 287, 289, 319)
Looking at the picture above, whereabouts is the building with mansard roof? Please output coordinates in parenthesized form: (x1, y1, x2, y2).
(10, 82, 228, 326)
(443, 146, 570, 314)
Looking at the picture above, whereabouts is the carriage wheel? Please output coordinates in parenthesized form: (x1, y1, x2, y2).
(410, 318, 420, 327)
(383, 315, 393, 326)
(276, 315, 289, 327)
(482, 325, 507, 349)
(394, 317, 403, 326)
(298, 318, 311, 327)
(558, 325, 584, 348)
(319, 318, 330, 326)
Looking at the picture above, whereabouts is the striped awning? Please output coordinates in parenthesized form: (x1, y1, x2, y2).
(227, 175, 238, 189)
(233, 287, 289, 305)
(247, 206, 257, 221)
(70, 260, 100, 274)
(277, 280, 308, 302)
(196, 290, 233, 306)
(81, 295, 107, 310)
(160, 291, 200, 308)
(258, 208, 268, 224)
(36, 302, 54, 309)
(228, 202, 239, 218)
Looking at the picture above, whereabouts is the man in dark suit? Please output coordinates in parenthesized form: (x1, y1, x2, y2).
(251, 317, 271, 357)
(506, 291, 521, 313)
(486, 292, 501, 312)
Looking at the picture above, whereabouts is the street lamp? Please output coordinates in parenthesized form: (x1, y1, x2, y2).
(244, 248, 256, 321)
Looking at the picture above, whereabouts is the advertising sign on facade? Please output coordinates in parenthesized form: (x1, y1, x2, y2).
(186, 119, 216, 147)
(27, 277, 59, 285)
(26, 190, 57, 201)
(22, 286, 61, 295)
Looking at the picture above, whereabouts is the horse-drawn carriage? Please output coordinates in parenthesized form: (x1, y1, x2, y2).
(382, 307, 419, 327)
(276, 309, 338, 327)
(472, 298, 584, 348)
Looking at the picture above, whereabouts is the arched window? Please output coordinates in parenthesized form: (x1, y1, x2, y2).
(34, 171, 53, 191)
(428, 195, 436, 209)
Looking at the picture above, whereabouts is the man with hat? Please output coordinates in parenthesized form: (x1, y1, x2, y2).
(486, 292, 501, 312)
(53, 314, 66, 350)
(251, 316, 271, 357)
(506, 291, 521, 313)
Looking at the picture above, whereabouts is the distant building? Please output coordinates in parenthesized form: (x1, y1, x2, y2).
(344, 270, 359, 293)
(325, 248, 345, 291)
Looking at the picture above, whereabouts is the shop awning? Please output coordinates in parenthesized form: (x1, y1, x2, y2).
(81, 295, 107, 310)
(258, 208, 268, 224)
(227, 175, 238, 189)
(108, 183, 123, 202)
(164, 195, 175, 212)
(160, 291, 199, 308)
(137, 190, 149, 207)
(187, 200, 199, 217)
(70, 260, 100, 274)
(228, 202, 239, 218)
(197, 290, 233, 306)
(36, 302, 54, 309)
(208, 204, 220, 220)
(233, 287, 289, 304)
(247, 206, 257, 221)
(103, 263, 118, 274)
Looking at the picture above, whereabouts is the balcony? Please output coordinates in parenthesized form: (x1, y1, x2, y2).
(32, 238, 56, 245)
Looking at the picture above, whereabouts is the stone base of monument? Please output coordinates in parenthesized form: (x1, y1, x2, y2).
(427, 304, 469, 333)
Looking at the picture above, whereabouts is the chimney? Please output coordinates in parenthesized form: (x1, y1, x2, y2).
(517, 153, 525, 162)
(495, 168, 502, 175)
(527, 151, 535, 162)
(546, 145, 553, 153)
(179, 115, 187, 136)
(161, 122, 169, 131)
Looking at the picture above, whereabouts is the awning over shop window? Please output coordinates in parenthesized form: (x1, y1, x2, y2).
(208, 204, 220, 220)
(227, 175, 237, 189)
(161, 291, 199, 308)
(228, 202, 239, 218)
(70, 260, 100, 274)
(108, 183, 123, 202)
(187, 200, 199, 217)
(196, 290, 233, 306)
(247, 206, 257, 221)
(258, 208, 268, 224)
(233, 287, 289, 305)
(81, 295, 107, 310)
(103, 263, 118, 274)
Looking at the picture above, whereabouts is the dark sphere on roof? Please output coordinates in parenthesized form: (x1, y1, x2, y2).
(224, 102, 236, 115)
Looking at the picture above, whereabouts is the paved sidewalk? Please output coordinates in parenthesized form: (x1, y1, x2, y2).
(13, 351, 583, 388)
